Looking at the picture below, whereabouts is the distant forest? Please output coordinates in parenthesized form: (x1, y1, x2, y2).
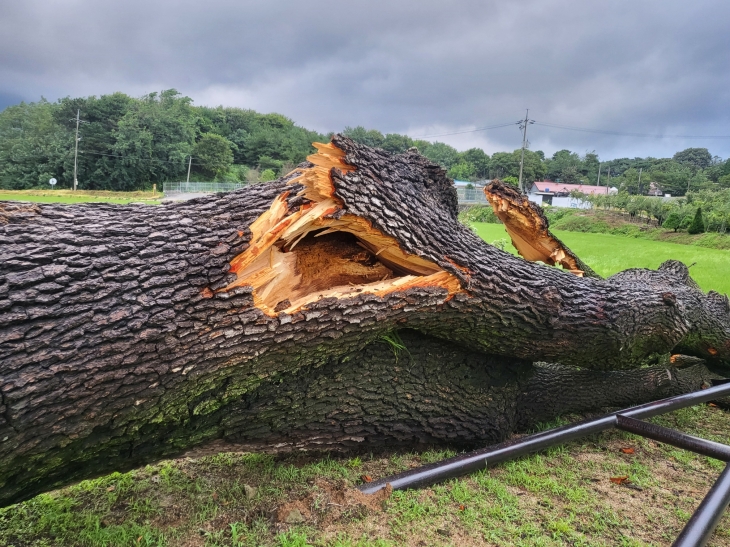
(1, 89, 729, 195)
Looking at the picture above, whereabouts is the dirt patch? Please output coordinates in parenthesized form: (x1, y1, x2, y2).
(276, 479, 392, 528)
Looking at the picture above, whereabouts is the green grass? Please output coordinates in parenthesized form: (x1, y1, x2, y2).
(471, 222, 730, 295)
(2, 406, 729, 546)
(0, 189, 160, 205)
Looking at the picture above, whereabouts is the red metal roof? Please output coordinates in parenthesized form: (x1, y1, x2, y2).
(531, 181, 610, 195)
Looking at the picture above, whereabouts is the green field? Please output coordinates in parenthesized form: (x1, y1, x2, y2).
(0, 189, 160, 205)
(472, 222, 730, 295)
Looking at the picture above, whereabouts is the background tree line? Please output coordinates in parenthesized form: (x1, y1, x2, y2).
(574, 189, 730, 234)
(0, 90, 327, 190)
(342, 126, 730, 197)
(1, 90, 730, 194)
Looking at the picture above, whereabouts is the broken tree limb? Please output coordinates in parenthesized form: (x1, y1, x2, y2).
(483, 179, 598, 278)
(1, 135, 729, 507)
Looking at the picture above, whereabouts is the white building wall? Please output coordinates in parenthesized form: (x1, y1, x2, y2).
(552, 196, 591, 209)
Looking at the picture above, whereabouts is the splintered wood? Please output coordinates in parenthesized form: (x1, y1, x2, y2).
(483, 180, 598, 278)
(225, 142, 462, 315)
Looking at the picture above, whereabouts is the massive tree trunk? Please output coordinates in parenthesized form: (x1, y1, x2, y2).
(1, 135, 729, 507)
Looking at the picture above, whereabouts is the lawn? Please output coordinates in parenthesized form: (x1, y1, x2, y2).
(1, 405, 729, 546)
(0, 189, 160, 205)
(472, 222, 730, 295)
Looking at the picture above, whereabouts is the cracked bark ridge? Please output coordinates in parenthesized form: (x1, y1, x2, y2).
(0, 135, 728, 507)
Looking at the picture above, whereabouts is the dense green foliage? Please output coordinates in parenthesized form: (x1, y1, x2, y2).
(2, 91, 730, 196)
(0, 90, 327, 190)
(580, 189, 730, 234)
(688, 207, 705, 234)
(458, 204, 500, 224)
(342, 126, 729, 197)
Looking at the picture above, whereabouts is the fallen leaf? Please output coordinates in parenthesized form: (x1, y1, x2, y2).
(136, 537, 142, 544)
(459, 504, 465, 511)
(106, 486, 115, 492)
(709, 403, 718, 408)
(212, 492, 218, 501)
(610, 476, 629, 484)
(360, 475, 373, 483)
(620, 448, 635, 454)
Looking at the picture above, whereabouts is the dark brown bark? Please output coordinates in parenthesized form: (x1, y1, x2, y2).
(1, 135, 728, 507)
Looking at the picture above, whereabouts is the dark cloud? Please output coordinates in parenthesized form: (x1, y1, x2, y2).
(0, 91, 24, 112)
(1, 0, 729, 159)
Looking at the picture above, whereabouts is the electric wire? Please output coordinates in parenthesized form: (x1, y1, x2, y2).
(408, 121, 519, 139)
(533, 122, 730, 140)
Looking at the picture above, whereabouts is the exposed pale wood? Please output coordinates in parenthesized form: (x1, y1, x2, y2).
(224, 143, 462, 315)
(483, 180, 598, 278)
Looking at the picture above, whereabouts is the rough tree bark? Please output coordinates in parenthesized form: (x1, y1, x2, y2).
(1, 136, 729, 507)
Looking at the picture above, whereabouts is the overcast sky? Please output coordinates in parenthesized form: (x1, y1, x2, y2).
(1, 0, 729, 160)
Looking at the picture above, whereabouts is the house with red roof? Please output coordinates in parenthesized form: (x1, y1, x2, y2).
(528, 181, 617, 207)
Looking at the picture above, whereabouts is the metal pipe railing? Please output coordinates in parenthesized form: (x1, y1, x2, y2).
(359, 380, 730, 547)
(616, 414, 730, 462)
(359, 381, 730, 495)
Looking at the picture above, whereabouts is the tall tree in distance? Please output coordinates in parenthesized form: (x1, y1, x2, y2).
(193, 133, 235, 179)
(673, 148, 713, 171)
(687, 207, 705, 234)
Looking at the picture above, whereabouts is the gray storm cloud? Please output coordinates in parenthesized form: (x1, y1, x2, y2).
(1, 0, 728, 159)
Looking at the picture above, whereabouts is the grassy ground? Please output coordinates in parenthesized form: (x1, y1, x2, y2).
(472, 223, 730, 295)
(1, 405, 729, 546)
(0, 189, 160, 205)
(547, 210, 730, 251)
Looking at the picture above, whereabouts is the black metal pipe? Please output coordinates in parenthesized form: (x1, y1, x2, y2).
(616, 415, 730, 461)
(359, 381, 730, 494)
(673, 463, 730, 547)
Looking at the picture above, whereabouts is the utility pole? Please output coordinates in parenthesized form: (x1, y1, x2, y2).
(73, 110, 80, 191)
(517, 109, 535, 194)
(637, 168, 643, 195)
(597, 163, 601, 187)
(186, 156, 192, 183)
(606, 165, 610, 194)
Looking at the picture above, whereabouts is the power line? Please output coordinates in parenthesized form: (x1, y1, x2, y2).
(409, 121, 519, 139)
(533, 122, 730, 140)
(79, 149, 250, 169)
(79, 150, 204, 166)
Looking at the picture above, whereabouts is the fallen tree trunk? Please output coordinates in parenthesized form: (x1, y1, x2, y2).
(1, 135, 728, 507)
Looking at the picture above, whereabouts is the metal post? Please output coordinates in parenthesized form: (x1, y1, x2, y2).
(187, 156, 192, 183)
(517, 109, 531, 194)
(616, 415, 730, 461)
(673, 464, 730, 547)
(73, 109, 80, 191)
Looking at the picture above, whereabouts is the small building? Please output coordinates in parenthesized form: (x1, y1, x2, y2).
(527, 181, 617, 208)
